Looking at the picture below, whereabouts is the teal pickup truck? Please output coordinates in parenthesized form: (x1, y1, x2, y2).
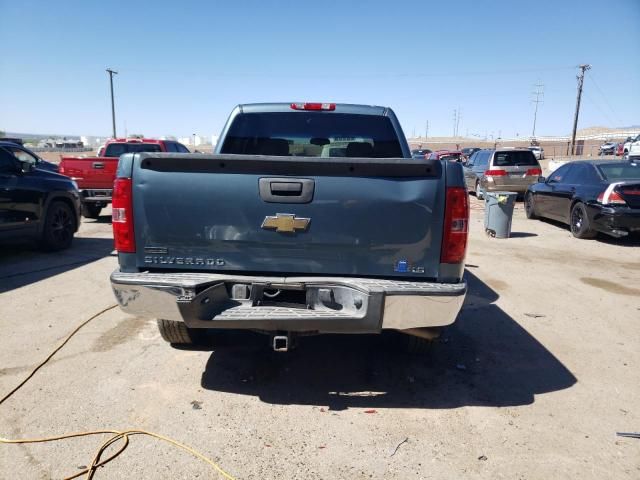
(110, 103, 469, 352)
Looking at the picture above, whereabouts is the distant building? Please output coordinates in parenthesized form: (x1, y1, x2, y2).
(178, 135, 211, 147)
(80, 136, 105, 147)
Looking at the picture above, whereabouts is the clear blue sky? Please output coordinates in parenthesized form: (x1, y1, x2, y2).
(1, 0, 639, 139)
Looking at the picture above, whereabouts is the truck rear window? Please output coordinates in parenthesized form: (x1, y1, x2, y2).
(220, 112, 403, 157)
(104, 143, 162, 157)
(493, 151, 538, 167)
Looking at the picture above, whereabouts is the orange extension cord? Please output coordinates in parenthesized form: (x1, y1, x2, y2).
(0, 304, 236, 480)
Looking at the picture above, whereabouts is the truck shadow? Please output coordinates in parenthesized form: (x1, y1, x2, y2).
(199, 271, 577, 410)
(0, 237, 115, 293)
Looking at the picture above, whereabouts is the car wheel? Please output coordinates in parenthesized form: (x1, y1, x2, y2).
(476, 181, 484, 200)
(157, 319, 202, 345)
(570, 202, 597, 239)
(41, 201, 76, 251)
(525, 193, 537, 219)
(82, 203, 102, 219)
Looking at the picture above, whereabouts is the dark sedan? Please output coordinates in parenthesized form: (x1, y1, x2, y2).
(462, 147, 480, 159)
(525, 160, 640, 239)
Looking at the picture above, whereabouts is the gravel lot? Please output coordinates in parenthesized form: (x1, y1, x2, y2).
(1, 199, 639, 479)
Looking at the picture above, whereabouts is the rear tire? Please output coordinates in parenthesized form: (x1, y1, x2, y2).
(40, 201, 76, 251)
(404, 335, 435, 355)
(476, 181, 484, 200)
(82, 203, 102, 219)
(524, 192, 538, 219)
(570, 202, 597, 239)
(389, 329, 440, 355)
(157, 319, 199, 345)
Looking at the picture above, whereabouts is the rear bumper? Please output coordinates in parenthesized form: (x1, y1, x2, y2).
(481, 178, 534, 194)
(110, 271, 466, 333)
(80, 189, 112, 203)
(587, 205, 640, 237)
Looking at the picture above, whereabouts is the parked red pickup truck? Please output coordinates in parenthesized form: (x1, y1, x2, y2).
(59, 137, 190, 218)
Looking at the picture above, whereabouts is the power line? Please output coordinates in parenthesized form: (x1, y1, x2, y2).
(114, 65, 577, 80)
(583, 89, 616, 126)
(586, 71, 622, 125)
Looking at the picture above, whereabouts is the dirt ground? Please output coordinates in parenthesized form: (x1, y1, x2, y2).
(1, 199, 639, 479)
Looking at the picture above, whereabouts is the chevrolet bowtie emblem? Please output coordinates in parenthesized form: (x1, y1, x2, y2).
(261, 213, 310, 233)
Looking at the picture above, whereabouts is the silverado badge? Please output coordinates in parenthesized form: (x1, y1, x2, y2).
(261, 213, 310, 233)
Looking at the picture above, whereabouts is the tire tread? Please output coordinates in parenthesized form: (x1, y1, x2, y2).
(157, 319, 193, 344)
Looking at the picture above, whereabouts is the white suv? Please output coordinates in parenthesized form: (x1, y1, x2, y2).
(628, 136, 640, 161)
(624, 134, 640, 158)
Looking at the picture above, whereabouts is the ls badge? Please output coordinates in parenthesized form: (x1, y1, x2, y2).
(261, 213, 310, 233)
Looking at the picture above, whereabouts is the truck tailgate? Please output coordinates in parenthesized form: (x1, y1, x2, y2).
(60, 156, 119, 189)
(131, 154, 446, 279)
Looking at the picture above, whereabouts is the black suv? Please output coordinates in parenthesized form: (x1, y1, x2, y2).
(0, 143, 81, 250)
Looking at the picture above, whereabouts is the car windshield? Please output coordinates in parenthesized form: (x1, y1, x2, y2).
(221, 112, 403, 157)
(103, 143, 163, 157)
(493, 151, 538, 166)
(440, 153, 462, 161)
(597, 163, 640, 180)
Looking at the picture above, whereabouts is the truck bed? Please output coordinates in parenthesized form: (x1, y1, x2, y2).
(59, 155, 119, 190)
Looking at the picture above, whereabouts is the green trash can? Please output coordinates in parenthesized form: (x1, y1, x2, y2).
(484, 191, 518, 238)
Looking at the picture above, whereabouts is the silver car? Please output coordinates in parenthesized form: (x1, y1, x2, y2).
(463, 149, 542, 199)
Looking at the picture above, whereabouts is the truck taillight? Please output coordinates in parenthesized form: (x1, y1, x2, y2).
(59, 165, 65, 174)
(526, 168, 542, 176)
(290, 102, 336, 111)
(112, 178, 135, 253)
(441, 187, 469, 264)
(484, 169, 506, 177)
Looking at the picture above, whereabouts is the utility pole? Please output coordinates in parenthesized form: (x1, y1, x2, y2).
(425, 120, 429, 140)
(569, 64, 591, 156)
(456, 107, 462, 138)
(106, 68, 118, 138)
(531, 83, 544, 140)
(452, 109, 457, 137)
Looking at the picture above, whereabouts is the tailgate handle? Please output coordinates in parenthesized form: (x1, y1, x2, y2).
(92, 162, 104, 169)
(259, 178, 314, 203)
(271, 182, 302, 195)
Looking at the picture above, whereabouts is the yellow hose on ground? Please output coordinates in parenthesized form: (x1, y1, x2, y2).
(0, 304, 237, 480)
